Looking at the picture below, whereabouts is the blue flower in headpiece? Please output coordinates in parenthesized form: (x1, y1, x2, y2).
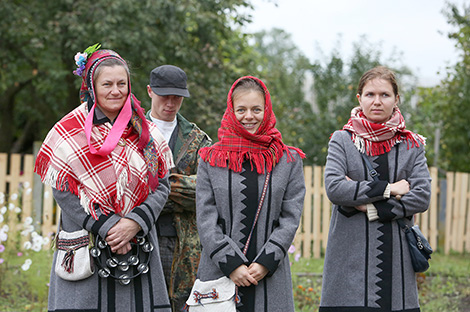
(72, 43, 101, 77)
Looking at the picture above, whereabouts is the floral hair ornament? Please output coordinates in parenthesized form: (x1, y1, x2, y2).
(73, 43, 101, 76)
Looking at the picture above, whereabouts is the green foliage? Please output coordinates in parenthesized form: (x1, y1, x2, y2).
(432, 2, 470, 172)
(0, 0, 256, 152)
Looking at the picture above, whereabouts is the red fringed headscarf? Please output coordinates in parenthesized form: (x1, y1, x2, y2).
(342, 106, 426, 156)
(199, 76, 305, 174)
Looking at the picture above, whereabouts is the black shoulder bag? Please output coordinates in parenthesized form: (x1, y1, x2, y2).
(360, 149, 433, 273)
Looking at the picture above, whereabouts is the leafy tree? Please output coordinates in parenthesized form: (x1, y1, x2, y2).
(436, 2, 470, 171)
(0, 0, 255, 153)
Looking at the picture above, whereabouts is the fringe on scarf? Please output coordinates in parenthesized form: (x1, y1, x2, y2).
(199, 145, 305, 174)
(34, 153, 79, 196)
(351, 131, 426, 156)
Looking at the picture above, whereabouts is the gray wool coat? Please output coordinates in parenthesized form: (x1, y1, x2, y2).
(194, 151, 306, 312)
(320, 130, 432, 312)
(47, 175, 172, 312)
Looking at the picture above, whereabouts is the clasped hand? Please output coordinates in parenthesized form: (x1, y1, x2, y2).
(229, 263, 269, 287)
(105, 218, 141, 254)
(346, 176, 410, 212)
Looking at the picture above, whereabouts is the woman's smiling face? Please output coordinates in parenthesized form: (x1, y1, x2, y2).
(94, 65, 129, 121)
(233, 90, 265, 134)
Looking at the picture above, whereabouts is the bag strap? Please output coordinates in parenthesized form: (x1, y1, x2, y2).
(242, 172, 271, 256)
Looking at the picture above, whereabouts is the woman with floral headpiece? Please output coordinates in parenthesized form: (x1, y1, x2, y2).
(319, 66, 431, 311)
(186, 76, 306, 312)
(35, 44, 174, 312)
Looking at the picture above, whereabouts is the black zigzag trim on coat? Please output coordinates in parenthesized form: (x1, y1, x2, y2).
(374, 222, 393, 310)
(372, 154, 397, 221)
(219, 253, 246, 277)
(255, 248, 281, 277)
(239, 162, 258, 250)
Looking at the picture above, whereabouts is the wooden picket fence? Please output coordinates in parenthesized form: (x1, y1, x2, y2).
(1, 153, 469, 257)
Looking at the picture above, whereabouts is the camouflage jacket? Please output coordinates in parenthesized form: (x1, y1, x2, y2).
(146, 111, 212, 303)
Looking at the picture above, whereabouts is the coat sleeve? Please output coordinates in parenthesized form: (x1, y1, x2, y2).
(324, 131, 389, 208)
(373, 145, 431, 221)
(196, 160, 249, 277)
(253, 152, 306, 277)
(166, 132, 212, 213)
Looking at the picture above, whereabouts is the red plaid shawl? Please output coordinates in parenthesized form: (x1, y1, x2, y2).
(342, 106, 425, 156)
(199, 76, 305, 174)
(34, 103, 172, 219)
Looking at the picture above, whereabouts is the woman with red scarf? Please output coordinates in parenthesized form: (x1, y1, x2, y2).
(320, 66, 431, 312)
(188, 77, 306, 312)
(35, 44, 173, 312)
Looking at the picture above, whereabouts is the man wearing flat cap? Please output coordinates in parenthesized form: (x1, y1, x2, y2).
(146, 65, 211, 311)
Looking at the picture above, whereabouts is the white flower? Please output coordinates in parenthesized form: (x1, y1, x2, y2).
(1, 225, 9, 232)
(25, 258, 32, 265)
(0, 193, 4, 205)
(0, 231, 6, 242)
(23, 241, 32, 250)
(26, 188, 32, 195)
(42, 236, 50, 245)
(10, 193, 18, 201)
(21, 263, 30, 271)
(8, 203, 15, 211)
(14, 207, 21, 214)
(44, 191, 50, 198)
(32, 235, 43, 245)
(24, 217, 33, 225)
(0, 215, 3, 223)
(0, 206, 6, 214)
(31, 231, 39, 238)
(31, 243, 42, 252)
(23, 182, 30, 188)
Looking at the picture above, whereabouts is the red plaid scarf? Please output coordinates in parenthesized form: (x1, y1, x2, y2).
(199, 76, 305, 174)
(34, 103, 172, 219)
(342, 106, 425, 156)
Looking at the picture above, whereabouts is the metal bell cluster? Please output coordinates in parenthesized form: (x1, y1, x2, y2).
(90, 236, 153, 286)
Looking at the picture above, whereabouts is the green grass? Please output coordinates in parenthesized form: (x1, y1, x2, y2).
(290, 252, 470, 312)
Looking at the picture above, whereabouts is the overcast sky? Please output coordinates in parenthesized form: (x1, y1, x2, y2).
(244, 0, 468, 86)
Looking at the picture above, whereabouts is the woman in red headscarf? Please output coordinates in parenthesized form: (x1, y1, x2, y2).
(186, 77, 306, 312)
(35, 44, 173, 312)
